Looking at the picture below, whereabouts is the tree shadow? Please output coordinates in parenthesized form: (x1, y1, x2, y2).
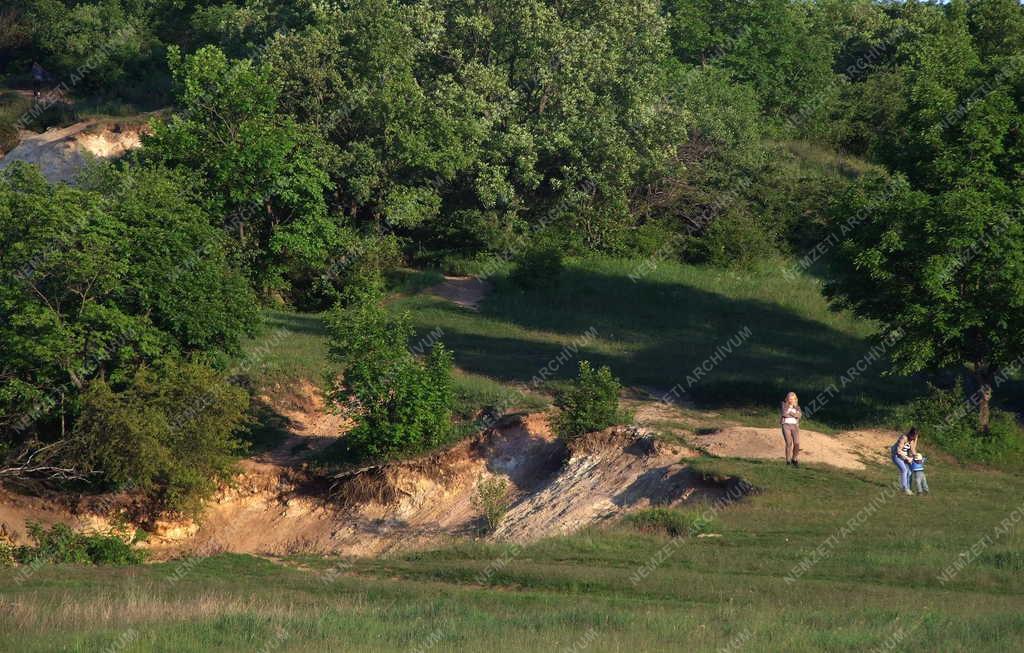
(409, 267, 920, 428)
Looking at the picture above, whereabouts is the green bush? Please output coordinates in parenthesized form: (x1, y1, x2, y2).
(553, 361, 630, 441)
(471, 474, 512, 534)
(626, 508, 714, 538)
(509, 243, 564, 290)
(0, 541, 14, 567)
(895, 379, 1024, 468)
(327, 278, 455, 461)
(66, 361, 250, 516)
(14, 522, 145, 566)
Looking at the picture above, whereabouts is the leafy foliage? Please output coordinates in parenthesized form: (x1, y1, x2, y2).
(509, 242, 564, 291)
(0, 162, 257, 443)
(471, 474, 512, 534)
(553, 361, 629, 442)
(895, 379, 1024, 469)
(143, 45, 338, 298)
(326, 278, 454, 461)
(825, 170, 1024, 429)
(14, 521, 145, 566)
(66, 361, 250, 515)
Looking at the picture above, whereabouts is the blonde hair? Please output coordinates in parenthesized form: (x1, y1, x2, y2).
(785, 392, 798, 405)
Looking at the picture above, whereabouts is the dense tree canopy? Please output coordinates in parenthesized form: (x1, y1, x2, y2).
(0, 162, 257, 445)
(4, 0, 1024, 491)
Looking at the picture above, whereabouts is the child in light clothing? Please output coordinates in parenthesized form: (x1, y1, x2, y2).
(911, 453, 929, 495)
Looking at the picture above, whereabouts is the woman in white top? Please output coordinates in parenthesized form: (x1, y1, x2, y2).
(891, 427, 919, 495)
(780, 392, 801, 467)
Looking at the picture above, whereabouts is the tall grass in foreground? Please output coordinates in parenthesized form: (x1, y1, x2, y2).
(3, 458, 1022, 651)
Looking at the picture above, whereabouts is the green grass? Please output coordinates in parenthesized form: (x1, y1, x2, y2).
(391, 255, 922, 429)
(240, 309, 332, 391)
(3, 458, 1022, 651)
(244, 255, 963, 429)
(5, 257, 1023, 651)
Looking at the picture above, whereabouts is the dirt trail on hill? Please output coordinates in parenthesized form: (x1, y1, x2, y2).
(632, 399, 896, 470)
(0, 119, 147, 183)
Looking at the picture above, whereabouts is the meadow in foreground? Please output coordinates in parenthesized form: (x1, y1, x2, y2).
(3, 456, 1022, 652)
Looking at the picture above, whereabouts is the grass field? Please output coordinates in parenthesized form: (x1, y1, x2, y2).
(5, 257, 1024, 651)
(3, 456, 1022, 652)
(391, 256, 923, 428)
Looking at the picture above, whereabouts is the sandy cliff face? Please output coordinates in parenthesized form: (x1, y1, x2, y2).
(0, 120, 146, 183)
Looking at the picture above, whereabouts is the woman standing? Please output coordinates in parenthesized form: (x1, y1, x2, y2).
(780, 392, 801, 467)
(892, 427, 919, 495)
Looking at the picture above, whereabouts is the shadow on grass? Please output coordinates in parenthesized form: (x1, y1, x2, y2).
(406, 266, 920, 429)
(261, 310, 329, 337)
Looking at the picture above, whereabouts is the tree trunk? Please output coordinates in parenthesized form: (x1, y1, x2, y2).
(973, 366, 993, 433)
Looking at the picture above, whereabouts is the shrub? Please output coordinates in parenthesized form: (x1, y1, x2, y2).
(0, 541, 13, 567)
(471, 474, 512, 534)
(626, 508, 714, 538)
(66, 361, 250, 516)
(553, 361, 630, 441)
(327, 278, 455, 461)
(14, 522, 145, 566)
(895, 378, 1024, 468)
(509, 243, 563, 290)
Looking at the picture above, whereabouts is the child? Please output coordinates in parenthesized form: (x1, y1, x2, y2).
(911, 453, 929, 495)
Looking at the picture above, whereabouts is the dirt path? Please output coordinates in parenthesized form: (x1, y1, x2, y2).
(255, 380, 350, 465)
(426, 275, 492, 310)
(632, 397, 896, 470)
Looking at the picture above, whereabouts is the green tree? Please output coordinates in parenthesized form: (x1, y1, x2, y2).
(67, 360, 250, 515)
(662, 0, 839, 125)
(266, 0, 687, 256)
(827, 2, 1024, 431)
(143, 45, 338, 297)
(0, 162, 256, 445)
(825, 173, 1024, 431)
(326, 278, 454, 461)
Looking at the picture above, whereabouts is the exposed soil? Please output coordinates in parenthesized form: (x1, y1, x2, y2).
(689, 426, 893, 470)
(255, 379, 351, 465)
(632, 397, 896, 470)
(0, 381, 900, 557)
(142, 411, 708, 559)
(426, 275, 492, 310)
(0, 119, 147, 183)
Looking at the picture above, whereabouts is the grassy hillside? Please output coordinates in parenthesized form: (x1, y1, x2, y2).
(3, 457, 1022, 652)
(246, 256, 924, 431)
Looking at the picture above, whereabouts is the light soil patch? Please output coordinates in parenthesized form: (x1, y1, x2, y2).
(0, 389, 893, 558)
(0, 119, 146, 183)
(631, 396, 896, 470)
(691, 426, 893, 470)
(256, 379, 351, 465)
(426, 275, 491, 310)
(143, 412, 711, 559)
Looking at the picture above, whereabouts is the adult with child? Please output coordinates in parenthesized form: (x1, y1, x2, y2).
(891, 427, 920, 495)
(780, 391, 801, 467)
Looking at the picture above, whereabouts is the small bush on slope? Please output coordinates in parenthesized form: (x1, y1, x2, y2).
(327, 277, 454, 461)
(472, 475, 512, 534)
(554, 361, 631, 442)
(67, 360, 250, 516)
(626, 508, 714, 538)
(14, 521, 144, 566)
